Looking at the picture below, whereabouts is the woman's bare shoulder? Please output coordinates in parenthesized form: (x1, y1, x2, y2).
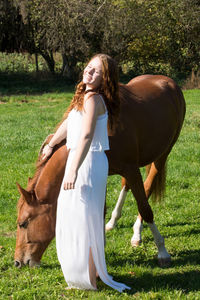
(84, 92, 100, 105)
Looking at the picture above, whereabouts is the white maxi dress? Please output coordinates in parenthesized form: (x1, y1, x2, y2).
(56, 99, 131, 292)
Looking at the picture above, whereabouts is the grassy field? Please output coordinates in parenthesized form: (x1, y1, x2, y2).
(0, 75, 200, 299)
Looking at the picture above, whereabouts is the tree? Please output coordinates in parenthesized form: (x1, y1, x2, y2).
(1, 0, 199, 78)
(125, 0, 200, 77)
(0, 0, 28, 52)
(15, 0, 109, 76)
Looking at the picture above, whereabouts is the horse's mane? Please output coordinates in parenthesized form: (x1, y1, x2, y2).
(17, 135, 55, 212)
(17, 155, 50, 212)
(17, 135, 67, 214)
(26, 134, 55, 192)
(27, 159, 48, 192)
(27, 137, 67, 192)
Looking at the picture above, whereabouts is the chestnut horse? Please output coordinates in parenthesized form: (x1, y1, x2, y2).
(15, 75, 185, 268)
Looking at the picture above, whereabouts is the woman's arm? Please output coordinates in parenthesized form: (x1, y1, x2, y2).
(63, 94, 99, 190)
(42, 118, 68, 159)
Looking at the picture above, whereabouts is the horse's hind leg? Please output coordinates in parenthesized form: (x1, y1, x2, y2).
(106, 177, 129, 231)
(106, 161, 160, 233)
(106, 163, 156, 233)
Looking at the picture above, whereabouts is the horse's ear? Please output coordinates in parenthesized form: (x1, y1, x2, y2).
(28, 177, 32, 183)
(16, 183, 35, 205)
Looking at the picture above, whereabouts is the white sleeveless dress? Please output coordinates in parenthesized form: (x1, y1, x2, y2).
(56, 98, 131, 292)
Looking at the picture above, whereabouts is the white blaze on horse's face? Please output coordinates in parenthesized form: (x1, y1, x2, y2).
(83, 57, 103, 90)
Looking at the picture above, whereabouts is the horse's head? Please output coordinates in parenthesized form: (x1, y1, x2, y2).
(14, 142, 68, 268)
(14, 183, 56, 268)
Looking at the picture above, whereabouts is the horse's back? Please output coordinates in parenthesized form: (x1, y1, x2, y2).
(108, 75, 186, 171)
(126, 74, 186, 132)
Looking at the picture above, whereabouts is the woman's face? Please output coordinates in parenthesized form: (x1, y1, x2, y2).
(83, 57, 103, 90)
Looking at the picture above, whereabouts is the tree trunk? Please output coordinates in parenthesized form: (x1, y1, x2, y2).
(39, 50, 55, 74)
(35, 52, 39, 72)
(61, 54, 78, 80)
(61, 53, 71, 77)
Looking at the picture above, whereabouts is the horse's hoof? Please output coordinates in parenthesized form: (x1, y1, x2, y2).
(105, 222, 114, 232)
(158, 256, 171, 267)
(131, 239, 142, 247)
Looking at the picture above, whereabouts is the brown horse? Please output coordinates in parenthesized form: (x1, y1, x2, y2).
(15, 75, 185, 268)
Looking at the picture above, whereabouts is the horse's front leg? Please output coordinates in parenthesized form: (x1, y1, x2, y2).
(131, 215, 143, 247)
(132, 215, 171, 266)
(106, 178, 128, 231)
(131, 163, 156, 246)
(124, 165, 153, 224)
(131, 162, 171, 266)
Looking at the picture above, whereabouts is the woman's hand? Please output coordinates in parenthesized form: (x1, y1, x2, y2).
(63, 170, 77, 190)
(42, 144, 53, 160)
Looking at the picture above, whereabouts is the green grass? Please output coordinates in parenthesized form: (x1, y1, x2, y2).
(0, 80, 200, 299)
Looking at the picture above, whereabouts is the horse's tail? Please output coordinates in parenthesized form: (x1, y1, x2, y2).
(145, 161, 167, 202)
(146, 82, 185, 203)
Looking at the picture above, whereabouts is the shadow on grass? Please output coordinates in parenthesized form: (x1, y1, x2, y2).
(173, 249, 200, 266)
(106, 248, 200, 294)
(41, 263, 60, 269)
(166, 217, 200, 227)
(113, 269, 200, 295)
(168, 227, 200, 240)
(0, 72, 75, 96)
(108, 250, 158, 269)
(38, 260, 200, 295)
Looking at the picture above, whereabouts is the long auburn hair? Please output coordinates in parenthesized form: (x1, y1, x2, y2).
(59, 54, 120, 131)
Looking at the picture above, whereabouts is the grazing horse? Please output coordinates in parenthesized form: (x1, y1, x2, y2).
(15, 75, 186, 268)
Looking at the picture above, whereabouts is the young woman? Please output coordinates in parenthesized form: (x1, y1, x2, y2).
(42, 54, 130, 292)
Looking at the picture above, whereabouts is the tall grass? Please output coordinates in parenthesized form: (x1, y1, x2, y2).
(0, 53, 64, 74)
(0, 80, 200, 299)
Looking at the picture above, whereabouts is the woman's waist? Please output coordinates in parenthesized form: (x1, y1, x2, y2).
(68, 147, 107, 154)
(67, 148, 108, 172)
(66, 141, 109, 152)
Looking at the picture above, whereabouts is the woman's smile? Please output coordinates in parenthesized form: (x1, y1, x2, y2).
(83, 57, 103, 90)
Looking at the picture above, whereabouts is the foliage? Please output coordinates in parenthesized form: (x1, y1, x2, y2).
(0, 52, 46, 73)
(14, 0, 109, 77)
(0, 52, 69, 75)
(0, 81, 200, 298)
(124, 0, 200, 77)
(0, 0, 21, 51)
(0, 0, 199, 79)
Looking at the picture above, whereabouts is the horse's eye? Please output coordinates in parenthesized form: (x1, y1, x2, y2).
(18, 220, 29, 229)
